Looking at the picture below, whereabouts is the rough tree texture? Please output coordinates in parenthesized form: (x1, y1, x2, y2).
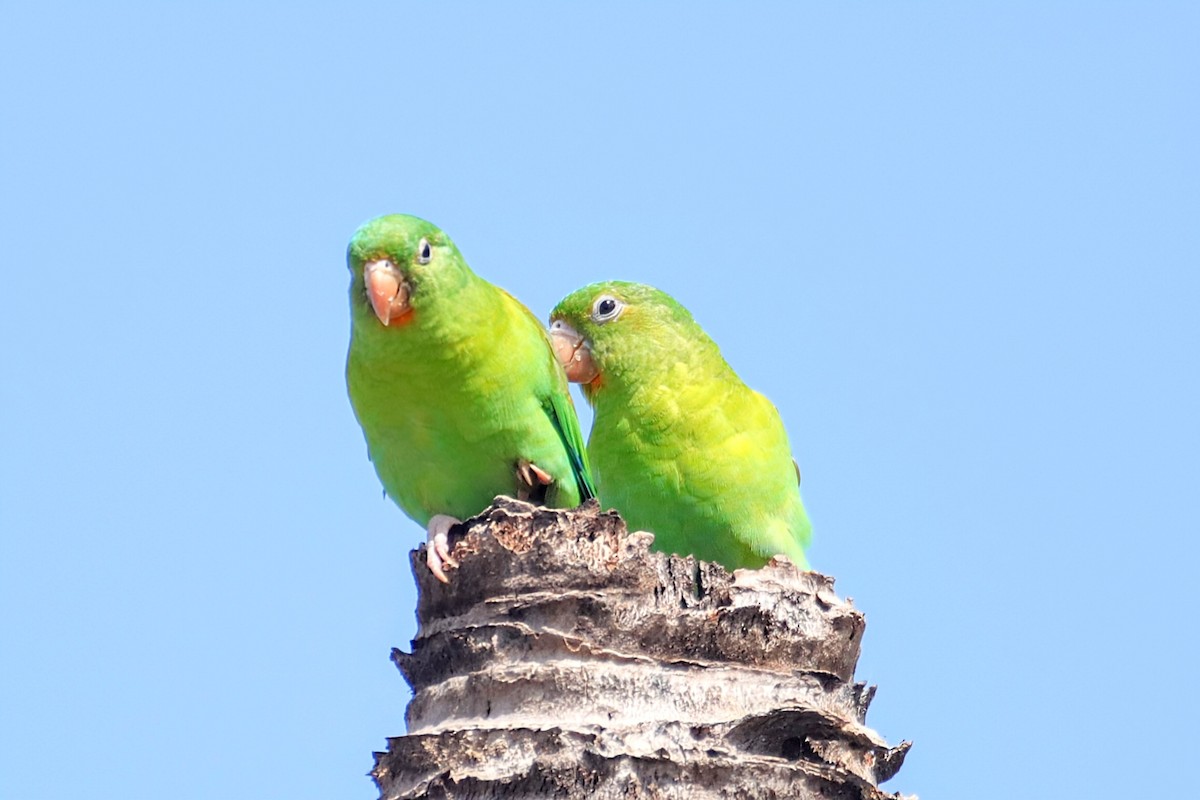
(373, 498, 913, 800)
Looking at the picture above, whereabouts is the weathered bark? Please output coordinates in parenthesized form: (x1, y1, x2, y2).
(374, 498, 912, 799)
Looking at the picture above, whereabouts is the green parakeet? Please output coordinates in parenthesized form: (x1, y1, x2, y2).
(346, 214, 594, 581)
(549, 281, 811, 571)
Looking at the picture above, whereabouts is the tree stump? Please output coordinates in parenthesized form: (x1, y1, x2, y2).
(373, 498, 913, 799)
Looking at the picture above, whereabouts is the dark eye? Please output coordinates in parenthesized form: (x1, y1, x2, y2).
(417, 238, 432, 264)
(591, 295, 623, 323)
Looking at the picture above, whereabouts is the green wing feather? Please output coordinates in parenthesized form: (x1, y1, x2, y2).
(498, 287, 595, 502)
(546, 388, 595, 501)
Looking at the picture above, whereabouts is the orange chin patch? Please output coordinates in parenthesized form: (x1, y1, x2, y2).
(582, 372, 604, 401)
(387, 308, 416, 327)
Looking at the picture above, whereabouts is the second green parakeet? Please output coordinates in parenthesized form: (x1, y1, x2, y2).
(346, 214, 594, 582)
(549, 281, 810, 570)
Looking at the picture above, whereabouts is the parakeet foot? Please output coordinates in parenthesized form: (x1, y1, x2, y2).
(516, 460, 555, 503)
(426, 514, 461, 584)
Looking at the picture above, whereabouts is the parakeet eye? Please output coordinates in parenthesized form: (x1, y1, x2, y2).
(591, 295, 624, 323)
(417, 238, 432, 264)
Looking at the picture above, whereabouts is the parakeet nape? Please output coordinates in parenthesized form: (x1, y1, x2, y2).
(549, 281, 811, 571)
(345, 214, 594, 581)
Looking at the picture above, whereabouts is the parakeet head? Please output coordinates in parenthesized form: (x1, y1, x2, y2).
(347, 214, 472, 329)
(549, 281, 711, 400)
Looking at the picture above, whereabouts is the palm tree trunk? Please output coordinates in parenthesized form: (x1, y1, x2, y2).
(373, 497, 912, 799)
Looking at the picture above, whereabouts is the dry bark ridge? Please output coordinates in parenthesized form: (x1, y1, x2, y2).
(373, 497, 913, 800)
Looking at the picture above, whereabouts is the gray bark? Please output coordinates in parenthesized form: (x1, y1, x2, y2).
(374, 498, 913, 799)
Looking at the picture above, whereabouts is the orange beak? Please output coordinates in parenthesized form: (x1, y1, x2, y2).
(549, 320, 599, 384)
(363, 259, 411, 326)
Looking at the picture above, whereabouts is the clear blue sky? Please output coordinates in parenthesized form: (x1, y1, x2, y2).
(2, 4, 1197, 798)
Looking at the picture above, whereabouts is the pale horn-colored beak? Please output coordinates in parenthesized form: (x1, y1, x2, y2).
(363, 259, 412, 326)
(549, 319, 599, 384)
